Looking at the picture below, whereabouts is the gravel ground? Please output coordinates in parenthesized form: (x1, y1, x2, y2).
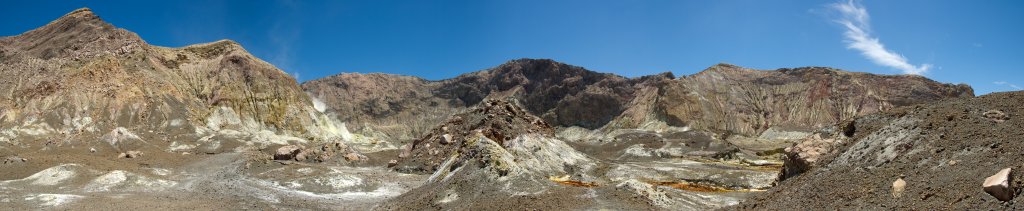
(734, 91, 1024, 210)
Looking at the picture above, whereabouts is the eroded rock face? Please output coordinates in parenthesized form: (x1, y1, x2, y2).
(0, 8, 347, 154)
(649, 64, 972, 137)
(304, 60, 973, 145)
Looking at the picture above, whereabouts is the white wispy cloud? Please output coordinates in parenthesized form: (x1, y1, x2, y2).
(994, 81, 1022, 90)
(268, 1, 303, 80)
(830, 0, 931, 75)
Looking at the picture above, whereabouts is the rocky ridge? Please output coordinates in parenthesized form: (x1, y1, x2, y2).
(303, 59, 973, 149)
(0, 8, 386, 210)
(0, 8, 351, 156)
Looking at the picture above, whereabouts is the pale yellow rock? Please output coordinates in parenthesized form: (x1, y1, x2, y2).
(892, 178, 906, 198)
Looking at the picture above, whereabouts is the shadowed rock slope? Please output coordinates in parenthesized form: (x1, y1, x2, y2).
(303, 59, 973, 143)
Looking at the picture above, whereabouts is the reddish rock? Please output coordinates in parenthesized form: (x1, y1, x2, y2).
(275, 145, 302, 160)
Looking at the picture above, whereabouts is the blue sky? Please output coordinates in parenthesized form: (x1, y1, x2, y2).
(2, 0, 1022, 94)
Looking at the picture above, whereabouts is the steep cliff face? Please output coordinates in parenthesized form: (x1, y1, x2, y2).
(0, 8, 343, 151)
(303, 60, 972, 143)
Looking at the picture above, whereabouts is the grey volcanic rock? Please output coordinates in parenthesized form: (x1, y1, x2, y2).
(392, 99, 562, 173)
(736, 91, 1024, 210)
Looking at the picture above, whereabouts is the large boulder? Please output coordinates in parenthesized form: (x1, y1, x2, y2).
(274, 145, 302, 160)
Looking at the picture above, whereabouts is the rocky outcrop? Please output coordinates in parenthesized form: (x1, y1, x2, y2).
(0, 8, 346, 153)
(383, 99, 600, 209)
(431, 101, 582, 172)
(391, 99, 566, 173)
(304, 60, 973, 145)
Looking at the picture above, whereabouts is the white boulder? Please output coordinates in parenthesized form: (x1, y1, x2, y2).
(983, 168, 1014, 201)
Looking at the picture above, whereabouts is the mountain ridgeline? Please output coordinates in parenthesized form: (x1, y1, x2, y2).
(0, 8, 994, 210)
(302, 59, 973, 142)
